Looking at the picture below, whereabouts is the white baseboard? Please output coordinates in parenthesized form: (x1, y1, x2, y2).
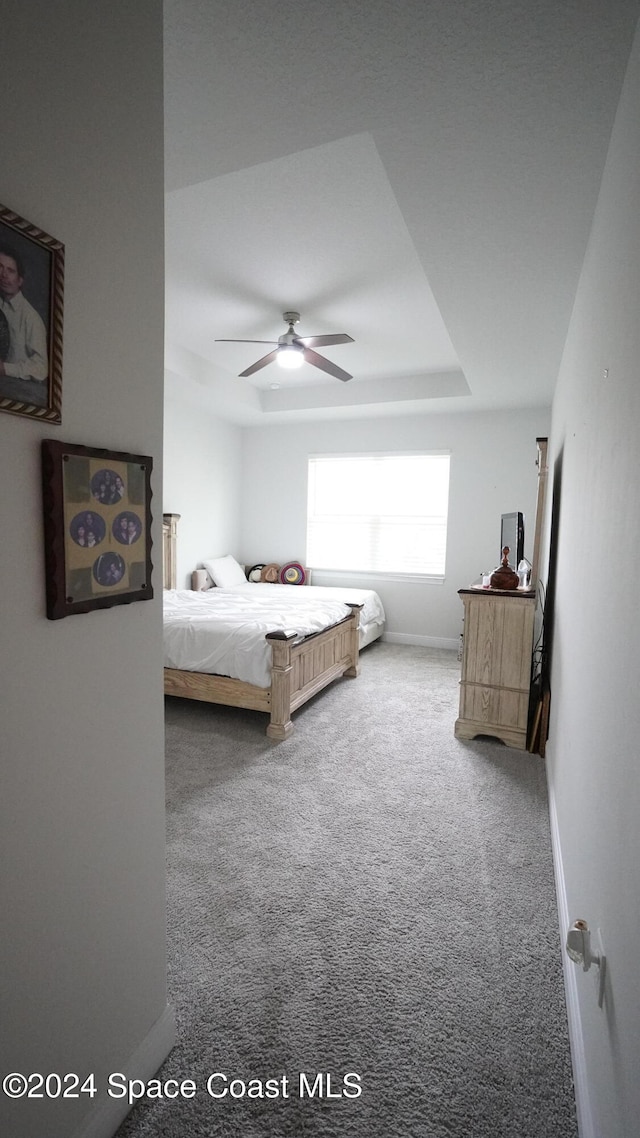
(547, 781, 593, 1138)
(70, 1003, 176, 1138)
(381, 632, 459, 650)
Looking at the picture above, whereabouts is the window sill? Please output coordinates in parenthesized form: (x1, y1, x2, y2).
(309, 569, 445, 586)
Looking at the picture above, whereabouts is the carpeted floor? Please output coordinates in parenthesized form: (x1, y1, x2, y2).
(115, 643, 578, 1138)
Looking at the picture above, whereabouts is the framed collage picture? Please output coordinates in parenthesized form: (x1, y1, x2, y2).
(0, 202, 64, 422)
(41, 439, 153, 619)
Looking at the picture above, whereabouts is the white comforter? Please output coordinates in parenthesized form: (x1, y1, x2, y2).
(228, 582, 385, 638)
(163, 584, 381, 689)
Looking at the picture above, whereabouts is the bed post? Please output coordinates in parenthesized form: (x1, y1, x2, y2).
(265, 629, 297, 740)
(344, 603, 362, 677)
(162, 513, 180, 589)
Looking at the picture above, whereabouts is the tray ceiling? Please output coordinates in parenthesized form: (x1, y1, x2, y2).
(164, 0, 640, 423)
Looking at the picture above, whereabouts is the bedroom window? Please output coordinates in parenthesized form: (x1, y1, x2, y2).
(306, 452, 450, 577)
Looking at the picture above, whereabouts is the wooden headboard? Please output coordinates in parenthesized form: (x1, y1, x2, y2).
(162, 513, 180, 589)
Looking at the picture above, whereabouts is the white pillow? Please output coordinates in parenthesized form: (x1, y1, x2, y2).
(203, 554, 247, 588)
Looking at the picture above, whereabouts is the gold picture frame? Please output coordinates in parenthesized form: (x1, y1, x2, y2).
(0, 202, 64, 422)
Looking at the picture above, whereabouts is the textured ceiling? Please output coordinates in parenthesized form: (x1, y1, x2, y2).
(164, 0, 640, 424)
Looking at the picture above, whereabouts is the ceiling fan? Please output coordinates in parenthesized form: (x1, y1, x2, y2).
(216, 311, 354, 382)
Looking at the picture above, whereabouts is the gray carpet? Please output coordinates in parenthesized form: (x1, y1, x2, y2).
(116, 643, 577, 1138)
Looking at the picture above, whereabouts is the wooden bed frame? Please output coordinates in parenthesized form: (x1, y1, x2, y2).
(162, 514, 361, 739)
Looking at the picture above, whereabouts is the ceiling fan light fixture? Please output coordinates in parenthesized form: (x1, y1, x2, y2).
(277, 343, 304, 370)
(218, 311, 354, 382)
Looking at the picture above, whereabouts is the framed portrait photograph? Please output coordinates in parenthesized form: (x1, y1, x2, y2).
(42, 440, 154, 619)
(0, 202, 64, 422)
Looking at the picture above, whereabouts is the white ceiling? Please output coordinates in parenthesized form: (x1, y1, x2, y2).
(163, 0, 639, 425)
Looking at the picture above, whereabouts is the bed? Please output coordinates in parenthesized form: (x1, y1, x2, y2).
(189, 579, 385, 650)
(162, 515, 385, 739)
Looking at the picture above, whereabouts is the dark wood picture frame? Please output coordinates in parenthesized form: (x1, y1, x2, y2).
(0, 202, 64, 422)
(42, 439, 153, 619)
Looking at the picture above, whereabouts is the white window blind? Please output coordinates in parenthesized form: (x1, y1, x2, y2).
(306, 453, 451, 576)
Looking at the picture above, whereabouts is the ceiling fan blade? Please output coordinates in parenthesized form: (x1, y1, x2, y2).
(297, 333, 354, 348)
(239, 349, 280, 377)
(215, 338, 279, 344)
(303, 347, 352, 382)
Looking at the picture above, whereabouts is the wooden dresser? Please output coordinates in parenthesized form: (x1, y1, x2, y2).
(455, 587, 535, 750)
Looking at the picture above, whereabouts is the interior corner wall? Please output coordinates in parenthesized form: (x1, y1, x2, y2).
(0, 6, 171, 1138)
(163, 382, 243, 587)
(238, 408, 550, 644)
(544, 18, 640, 1138)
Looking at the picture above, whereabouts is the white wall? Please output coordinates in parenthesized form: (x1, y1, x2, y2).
(0, 6, 171, 1138)
(164, 375, 243, 587)
(545, 18, 640, 1138)
(239, 409, 550, 644)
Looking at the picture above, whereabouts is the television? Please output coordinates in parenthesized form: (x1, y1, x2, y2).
(500, 512, 524, 568)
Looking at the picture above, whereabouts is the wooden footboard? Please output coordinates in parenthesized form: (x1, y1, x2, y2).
(164, 603, 362, 739)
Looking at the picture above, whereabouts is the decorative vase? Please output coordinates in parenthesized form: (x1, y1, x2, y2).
(490, 546, 519, 590)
